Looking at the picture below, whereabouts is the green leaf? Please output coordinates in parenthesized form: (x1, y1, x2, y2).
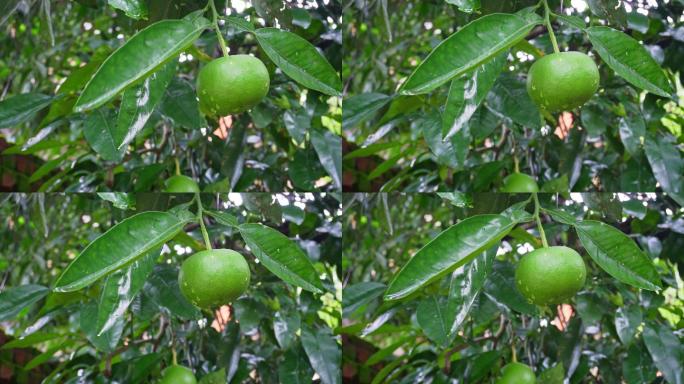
(274, 311, 301, 349)
(0, 93, 53, 129)
(54, 211, 190, 292)
(96, 248, 159, 335)
(618, 100, 646, 156)
(642, 322, 684, 384)
(447, 248, 494, 335)
(278, 344, 314, 384)
(81, 301, 123, 352)
(343, 141, 403, 160)
(205, 210, 239, 227)
(74, 18, 209, 112)
(486, 72, 541, 128)
(310, 128, 342, 190)
(108, 0, 148, 19)
(238, 223, 324, 293)
(116, 60, 176, 149)
(0, 0, 22, 27)
(615, 305, 642, 345)
(644, 133, 684, 206)
(416, 295, 452, 346)
(537, 363, 565, 384)
(83, 108, 126, 162)
(342, 93, 392, 130)
(587, 0, 626, 28)
(422, 112, 469, 169)
(255, 27, 342, 96)
(223, 15, 255, 32)
(343, 282, 386, 317)
(399, 13, 541, 95)
(144, 265, 201, 320)
(587, 26, 673, 98)
(575, 220, 661, 291)
(0, 332, 64, 350)
(442, 51, 507, 139)
(159, 77, 201, 129)
(0, 285, 49, 321)
(384, 214, 515, 300)
(301, 325, 341, 384)
(484, 261, 537, 315)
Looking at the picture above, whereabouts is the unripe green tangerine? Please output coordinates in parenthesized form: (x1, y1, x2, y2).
(526, 51, 599, 112)
(515, 246, 587, 306)
(159, 365, 197, 384)
(164, 175, 200, 193)
(178, 249, 250, 309)
(496, 362, 536, 384)
(196, 55, 270, 116)
(501, 172, 539, 193)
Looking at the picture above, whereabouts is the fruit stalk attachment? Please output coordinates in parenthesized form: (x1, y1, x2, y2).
(532, 193, 549, 248)
(542, 0, 560, 54)
(196, 196, 213, 250)
(209, 0, 230, 57)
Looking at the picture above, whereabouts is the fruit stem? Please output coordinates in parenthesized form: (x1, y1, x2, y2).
(513, 154, 520, 173)
(196, 196, 213, 250)
(542, 0, 560, 54)
(209, 0, 230, 57)
(532, 193, 549, 248)
(174, 158, 181, 176)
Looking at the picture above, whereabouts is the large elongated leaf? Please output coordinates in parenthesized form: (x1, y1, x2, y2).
(143, 264, 200, 320)
(0, 93, 53, 129)
(96, 248, 160, 335)
(400, 13, 541, 95)
(0, 285, 49, 321)
(116, 60, 176, 149)
(644, 133, 684, 206)
(642, 322, 684, 384)
(54, 212, 190, 292)
(384, 214, 515, 300)
(442, 51, 507, 139)
(238, 223, 324, 293)
(575, 220, 661, 291)
(74, 18, 209, 112)
(301, 325, 341, 384)
(254, 28, 342, 96)
(587, 26, 673, 98)
(486, 73, 540, 128)
(615, 305, 642, 345)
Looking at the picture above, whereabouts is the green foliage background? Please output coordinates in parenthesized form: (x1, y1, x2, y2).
(0, 192, 341, 383)
(342, 193, 684, 383)
(343, 0, 684, 195)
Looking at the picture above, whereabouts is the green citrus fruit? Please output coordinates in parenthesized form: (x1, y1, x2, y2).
(178, 249, 250, 309)
(196, 55, 270, 116)
(164, 175, 200, 193)
(160, 365, 197, 384)
(515, 246, 587, 306)
(526, 51, 599, 112)
(501, 173, 539, 193)
(496, 362, 536, 384)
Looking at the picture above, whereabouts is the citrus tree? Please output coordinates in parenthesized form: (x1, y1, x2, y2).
(0, 192, 341, 383)
(0, 0, 342, 192)
(342, 193, 684, 383)
(342, 0, 684, 197)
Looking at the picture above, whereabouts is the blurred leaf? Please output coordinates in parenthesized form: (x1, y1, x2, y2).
(0, 285, 49, 321)
(0, 93, 54, 129)
(301, 325, 341, 384)
(642, 322, 684, 384)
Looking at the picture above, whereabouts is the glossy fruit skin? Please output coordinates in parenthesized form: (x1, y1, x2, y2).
(178, 249, 250, 309)
(164, 175, 200, 193)
(496, 362, 536, 384)
(196, 55, 270, 116)
(526, 51, 599, 112)
(515, 246, 587, 306)
(159, 365, 197, 384)
(501, 173, 539, 193)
